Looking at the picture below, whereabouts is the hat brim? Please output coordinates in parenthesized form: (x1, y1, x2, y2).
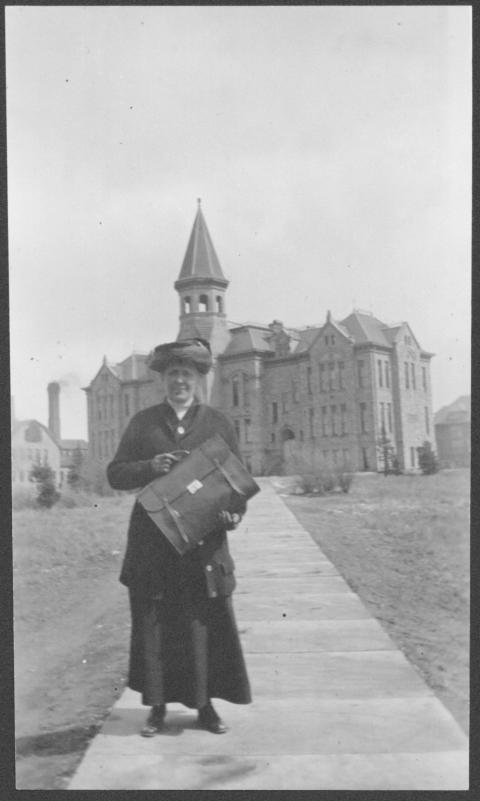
(148, 354, 210, 375)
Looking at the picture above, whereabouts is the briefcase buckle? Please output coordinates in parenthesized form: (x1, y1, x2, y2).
(187, 479, 203, 495)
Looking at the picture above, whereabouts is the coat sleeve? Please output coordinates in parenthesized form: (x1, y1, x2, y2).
(107, 413, 156, 491)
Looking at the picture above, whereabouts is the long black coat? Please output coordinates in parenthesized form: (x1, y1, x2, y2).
(107, 400, 252, 708)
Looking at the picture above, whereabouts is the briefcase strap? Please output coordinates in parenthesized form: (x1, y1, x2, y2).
(213, 457, 246, 497)
(162, 497, 191, 546)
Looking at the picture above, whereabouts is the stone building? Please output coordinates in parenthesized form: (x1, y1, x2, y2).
(11, 385, 88, 491)
(11, 419, 61, 490)
(85, 203, 435, 476)
(434, 395, 470, 467)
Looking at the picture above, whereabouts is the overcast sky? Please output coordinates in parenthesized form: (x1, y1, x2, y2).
(7, 5, 471, 440)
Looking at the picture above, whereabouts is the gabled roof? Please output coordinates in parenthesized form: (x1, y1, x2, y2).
(85, 353, 154, 390)
(434, 395, 471, 425)
(381, 321, 421, 350)
(382, 325, 403, 344)
(176, 202, 227, 284)
(340, 310, 391, 348)
(116, 352, 152, 381)
(11, 419, 60, 447)
(294, 327, 322, 353)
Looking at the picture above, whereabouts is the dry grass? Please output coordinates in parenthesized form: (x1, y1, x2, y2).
(13, 494, 133, 627)
(282, 469, 470, 731)
(13, 492, 135, 789)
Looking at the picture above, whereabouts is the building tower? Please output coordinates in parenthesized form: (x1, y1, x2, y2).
(174, 200, 231, 402)
(47, 381, 61, 442)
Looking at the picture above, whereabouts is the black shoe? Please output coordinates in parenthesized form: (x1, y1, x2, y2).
(140, 704, 166, 737)
(198, 701, 228, 734)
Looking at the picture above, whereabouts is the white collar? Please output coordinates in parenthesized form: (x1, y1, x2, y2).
(166, 397, 194, 420)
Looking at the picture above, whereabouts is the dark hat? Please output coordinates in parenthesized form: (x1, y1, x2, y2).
(148, 338, 212, 375)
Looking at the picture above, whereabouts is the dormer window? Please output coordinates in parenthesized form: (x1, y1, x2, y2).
(199, 294, 209, 312)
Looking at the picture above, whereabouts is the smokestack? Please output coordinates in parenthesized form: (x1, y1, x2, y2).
(47, 382, 61, 442)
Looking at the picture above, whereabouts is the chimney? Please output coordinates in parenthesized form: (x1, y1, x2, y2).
(47, 382, 61, 442)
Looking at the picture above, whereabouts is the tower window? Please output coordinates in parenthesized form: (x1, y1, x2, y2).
(232, 376, 240, 407)
(330, 405, 337, 435)
(216, 295, 223, 313)
(358, 360, 365, 388)
(360, 402, 367, 433)
(321, 406, 328, 436)
(328, 362, 335, 391)
(199, 294, 209, 312)
(378, 360, 383, 387)
(184, 296, 191, 314)
(319, 363, 325, 392)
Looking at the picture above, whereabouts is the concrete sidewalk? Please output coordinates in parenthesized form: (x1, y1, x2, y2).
(69, 479, 468, 790)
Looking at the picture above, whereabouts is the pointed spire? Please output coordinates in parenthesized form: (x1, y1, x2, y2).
(176, 202, 227, 284)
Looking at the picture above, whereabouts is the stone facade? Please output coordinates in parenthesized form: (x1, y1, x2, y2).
(434, 396, 470, 467)
(84, 205, 435, 475)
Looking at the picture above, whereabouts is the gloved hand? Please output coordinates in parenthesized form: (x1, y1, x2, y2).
(217, 510, 242, 531)
(151, 452, 181, 475)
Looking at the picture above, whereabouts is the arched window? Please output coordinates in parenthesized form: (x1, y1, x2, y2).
(281, 426, 295, 442)
(199, 294, 209, 312)
(216, 295, 223, 313)
(184, 296, 191, 314)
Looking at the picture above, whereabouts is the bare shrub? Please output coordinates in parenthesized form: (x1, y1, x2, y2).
(318, 469, 336, 493)
(296, 474, 323, 494)
(336, 470, 354, 493)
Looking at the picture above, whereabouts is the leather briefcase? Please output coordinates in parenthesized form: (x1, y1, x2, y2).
(136, 433, 260, 556)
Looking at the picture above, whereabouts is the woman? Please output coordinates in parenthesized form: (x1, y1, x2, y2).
(107, 338, 252, 737)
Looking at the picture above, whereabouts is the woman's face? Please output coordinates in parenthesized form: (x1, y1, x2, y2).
(164, 362, 199, 405)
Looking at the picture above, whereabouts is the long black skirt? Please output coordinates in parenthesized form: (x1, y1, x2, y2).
(127, 570, 252, 709)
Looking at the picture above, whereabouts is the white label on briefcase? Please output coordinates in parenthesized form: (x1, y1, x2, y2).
(187, 479, 203, 495)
